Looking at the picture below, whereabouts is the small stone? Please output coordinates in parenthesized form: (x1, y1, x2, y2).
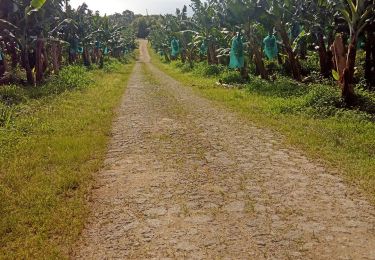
(146, 219, 162, 227)
(185, 215, 212, 224)
(176, 241, 198, 251)
(144, 207, 167, 217)
(256, 240, 267, 246)
(224, 201, 245, 212)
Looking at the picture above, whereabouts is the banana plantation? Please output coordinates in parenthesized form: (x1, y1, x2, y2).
(149, 0, 375, 104)
(0, 0, 136, 85)
(1, 0, 375, 258)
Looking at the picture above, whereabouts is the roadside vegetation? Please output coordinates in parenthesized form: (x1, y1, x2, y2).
(0, 57, 135, 258)
(0, 0, 138, 257)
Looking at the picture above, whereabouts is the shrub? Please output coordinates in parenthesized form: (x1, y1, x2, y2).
(180, 63, 193, 73)
(219, 70, 247, 84)
(0, 85, 28, 106)
(42, 66, 91, 96)
(0, 103, 14, 127)
(300, 52, 320, 75)
(102, 58, 122, 72)
(264, 60, 282, 75)
(172, 61, 185, 69)
(194, 63, 225, 77)
(246, 76, 306, 98)
(302, 84, 343, 109)
(354, 88, 375, 114)
(293, 84, 344, 118)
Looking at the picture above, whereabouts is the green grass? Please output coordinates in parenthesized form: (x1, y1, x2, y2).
(0, 62, 134, 258)
(150, 48, 375, 203)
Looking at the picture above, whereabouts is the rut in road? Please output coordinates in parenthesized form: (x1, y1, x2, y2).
(74, 40, 375, 259)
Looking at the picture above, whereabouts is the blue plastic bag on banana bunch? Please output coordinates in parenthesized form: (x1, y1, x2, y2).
(171, 38, 180, 58)
(199, 41, 208, 56)
(229, 34, 245, 69)
(263, 34, 278, 60)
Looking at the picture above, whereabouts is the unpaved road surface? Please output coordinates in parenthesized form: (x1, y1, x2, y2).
(74, 40, 375, 259)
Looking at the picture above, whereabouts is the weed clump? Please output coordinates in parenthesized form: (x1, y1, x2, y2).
(194, 63, 225, 77)
(0, 85, 28, 106)
(219, 70, 247, 84)
(0, 65, 92, 127)
(246, 76, 306, 98)
(50, 66, 91, 91)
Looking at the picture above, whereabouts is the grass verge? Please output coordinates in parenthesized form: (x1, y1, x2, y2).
(0, 62, 134, 258)
(149, 48, 375, 203)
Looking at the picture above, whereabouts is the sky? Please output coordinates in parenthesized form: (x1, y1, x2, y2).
(69, 0, 192, 15)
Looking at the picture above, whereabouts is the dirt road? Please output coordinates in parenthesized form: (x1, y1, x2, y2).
(74, 40, 375, 259)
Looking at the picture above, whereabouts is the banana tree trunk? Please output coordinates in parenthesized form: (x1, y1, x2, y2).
(253, 47, 268, 80)
(300, 39, 307, 60)
(35, 36, 45, 83)
(69, 50, 77, 64)
(51, 41, 60, 74)
(180, 48, 186, 63)
(332, 34, 356, 103)
(331, 35, 346, 77)
(342, 35, 357, 103)
(365, 29, 375, 87)
(275, 21, 301, 81)
(83, 47, 91, 67)
(207, 41, 218, 65)
(346, 34, 357, 84)
(162, 47, 170, 62)
(9, 42, 18, 70)
(0, 52, 6, 78)
(247, 20, 268, 80)
(99, 51, 104, 69)
(163, 47, 171, 62)
(317, 32, 331, 78)
(58, 43, 62, 65)
(23, 49, 34, 85)
(188, 46, 197, 68)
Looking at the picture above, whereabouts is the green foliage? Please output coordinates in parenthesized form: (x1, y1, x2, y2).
(170, 61, 190, 73)
(102, 58, 123, 72)
(300, 53, 320, 75)
(0, 103, 15, 127)
(193, 63, 226, 77)
(45, 66, 91, 94)
(246, 76, 308, 98)
(354, 88, 375, 114)
(29, 0, 47, 12)
(0, 85, 28, 106)
(0, 65, 93, 128)
(302, 85, 342, 109)
(0, 0, 136, 84)
(264, 60, 282, 75)
(298, 85, 344, 118)
(0, 63, 135, 259)
(219, 70, 246, 84)
(133, 16, 150, 38)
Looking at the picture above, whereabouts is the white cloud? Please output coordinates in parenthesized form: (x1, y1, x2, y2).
(69, 0, 192, 15)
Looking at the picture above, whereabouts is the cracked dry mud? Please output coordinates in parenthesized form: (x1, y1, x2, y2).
(74, 40, 375, 259)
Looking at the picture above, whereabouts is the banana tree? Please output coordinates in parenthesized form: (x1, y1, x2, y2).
(332, 0, 374, 102)
(148, 20, 171, 62)
(0, 0, 49, 85)
(364, 1, 375, 87)
(178, 30, 201, 68)
(225, 0, 269, 79)
(303, 0, 335, 77)
(48, 18, 77, 73)
(257, 0, 302, 81)
(191, 0, 220, 64)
